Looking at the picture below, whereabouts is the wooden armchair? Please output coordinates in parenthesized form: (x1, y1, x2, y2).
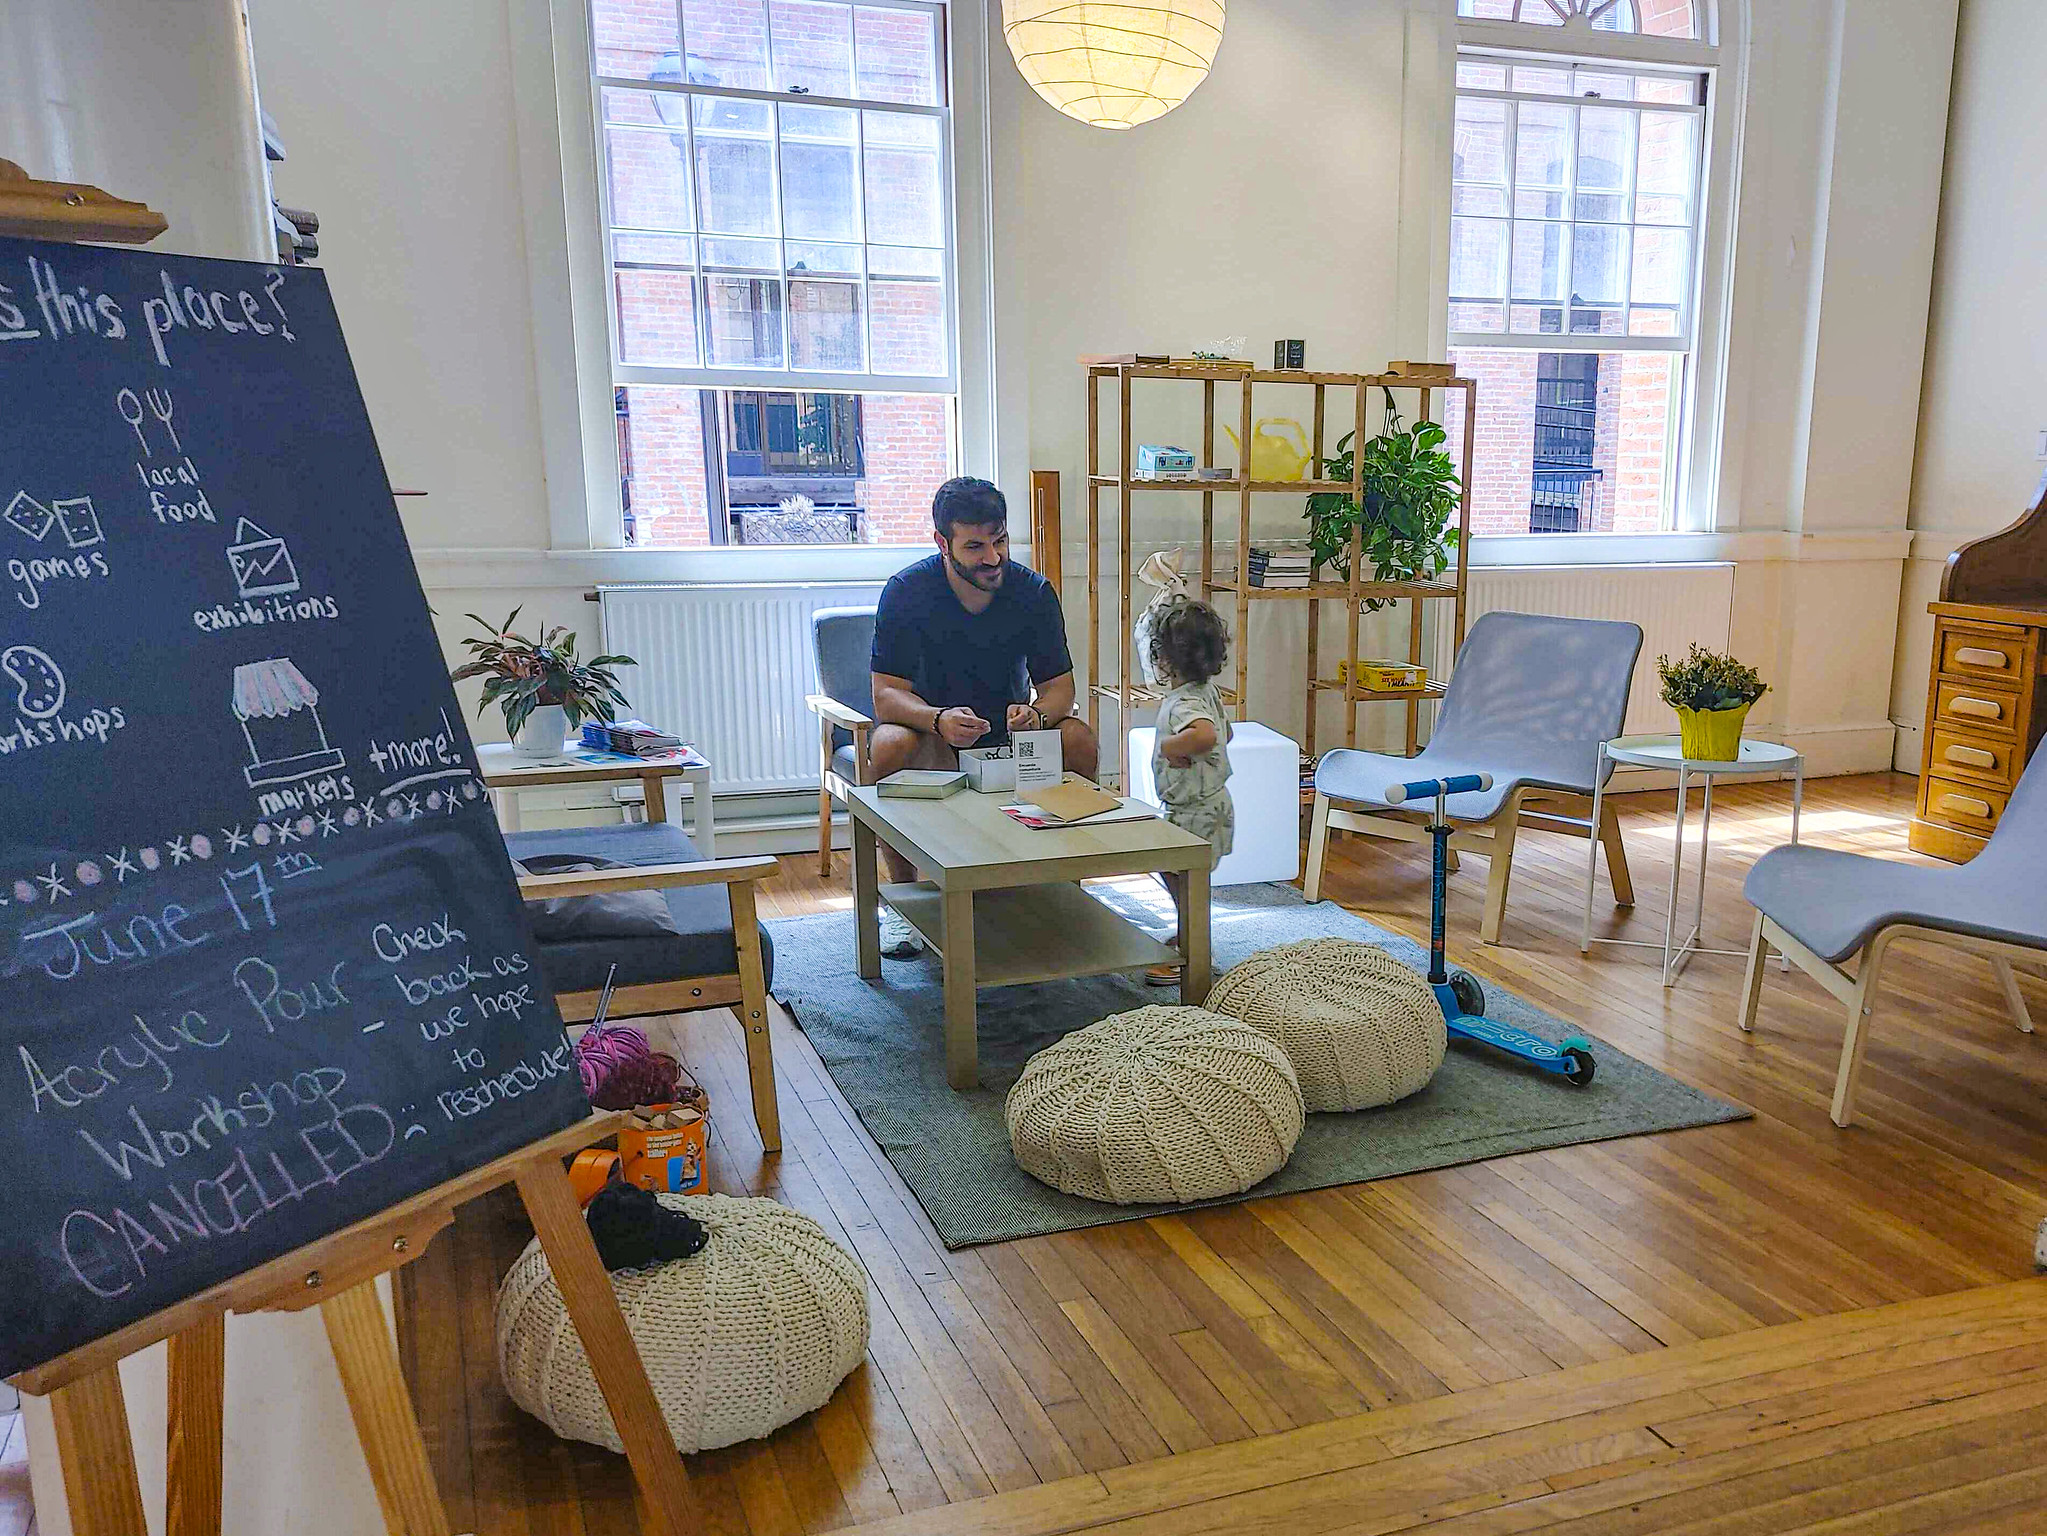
(805, 606, 878, 877)
(509, 823, 782, 1153)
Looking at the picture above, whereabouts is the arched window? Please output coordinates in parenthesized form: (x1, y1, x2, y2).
(1447, 1, 1725, 534)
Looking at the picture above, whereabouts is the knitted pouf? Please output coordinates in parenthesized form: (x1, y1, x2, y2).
(1204, 938, 1445, 1112)
(495, 1193, 868, 1454)
(1006, 1005, 1305, 1204)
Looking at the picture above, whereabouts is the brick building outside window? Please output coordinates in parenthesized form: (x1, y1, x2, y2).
(590, 0, 958, 547)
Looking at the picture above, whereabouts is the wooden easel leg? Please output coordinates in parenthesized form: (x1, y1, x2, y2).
(48, 1364, 148, 1536)
(167, 1315, 225, 1536)
(320, 1280, 453, 1536)
(728, 878, 783, 1152)
(516, 1156, 698, 1536)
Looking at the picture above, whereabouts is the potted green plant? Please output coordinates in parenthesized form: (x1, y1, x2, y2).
(1656, 642, 1768, 761)
(1302, 390, 1462, 611)
(451, 608, 636, 757)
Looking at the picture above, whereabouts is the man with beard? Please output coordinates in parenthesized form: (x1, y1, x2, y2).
(866, 477, 1099, 953)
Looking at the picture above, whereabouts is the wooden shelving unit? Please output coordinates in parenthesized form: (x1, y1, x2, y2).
(1082, 362, 1476, 785)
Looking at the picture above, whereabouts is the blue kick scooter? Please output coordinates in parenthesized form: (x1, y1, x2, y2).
(1380, 772, 1597, 1087)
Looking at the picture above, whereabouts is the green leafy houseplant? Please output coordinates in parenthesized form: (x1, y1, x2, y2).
(1302, 390, 1462, 611)
(1656, 643, 1768, 714)
(450, 608, 635, 739)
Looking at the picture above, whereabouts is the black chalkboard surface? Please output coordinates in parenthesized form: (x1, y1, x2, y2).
(0, 236, 589, 1379)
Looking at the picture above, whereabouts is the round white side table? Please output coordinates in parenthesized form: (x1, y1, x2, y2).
(1582, 734, 1804, 987)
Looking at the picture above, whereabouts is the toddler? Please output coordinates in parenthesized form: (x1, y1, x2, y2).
(1144, 600, 1233, 984)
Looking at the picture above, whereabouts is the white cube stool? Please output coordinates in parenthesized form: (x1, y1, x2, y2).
(1127, 720, 1301, 887)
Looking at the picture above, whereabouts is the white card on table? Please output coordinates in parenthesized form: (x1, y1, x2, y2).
(1011, 729, 1063, 792)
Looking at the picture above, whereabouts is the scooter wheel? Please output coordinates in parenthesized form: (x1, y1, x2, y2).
(1449, 971, 1486, 1018)
(1559, 1034, 1597, 1087)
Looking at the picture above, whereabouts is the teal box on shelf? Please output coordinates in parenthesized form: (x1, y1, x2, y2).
(1136, 444, 1196, 476)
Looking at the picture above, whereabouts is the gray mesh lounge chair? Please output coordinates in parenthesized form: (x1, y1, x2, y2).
(1304, 612, 1643, 945)
(1739, 751, 2045, 1128)
(804, 606, 878, 877)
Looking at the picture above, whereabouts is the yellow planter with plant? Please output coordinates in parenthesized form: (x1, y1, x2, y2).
(1657, 644, 1767, 763)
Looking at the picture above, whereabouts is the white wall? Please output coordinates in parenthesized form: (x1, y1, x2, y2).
(1892, 0, 2047, 771)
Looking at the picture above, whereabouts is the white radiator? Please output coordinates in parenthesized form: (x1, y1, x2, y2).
(598, 582, 884, 796)
(1441, 563, 1735, 735)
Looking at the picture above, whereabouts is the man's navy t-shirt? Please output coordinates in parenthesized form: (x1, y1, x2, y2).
(871, 555, 1073, 746)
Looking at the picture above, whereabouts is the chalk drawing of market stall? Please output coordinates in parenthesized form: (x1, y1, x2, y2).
(233, 658, 346, 788)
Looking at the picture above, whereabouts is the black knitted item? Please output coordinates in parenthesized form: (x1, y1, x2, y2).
(585, 1169, 709, 1271)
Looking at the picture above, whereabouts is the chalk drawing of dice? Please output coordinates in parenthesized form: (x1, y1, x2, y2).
(54, 497, 104, 550)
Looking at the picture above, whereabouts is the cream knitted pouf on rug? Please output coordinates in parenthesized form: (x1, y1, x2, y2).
(1006, 1005, 1305, 1204)
(1204, 938, 1445, 1112)
(495, 1193, 869, 1454)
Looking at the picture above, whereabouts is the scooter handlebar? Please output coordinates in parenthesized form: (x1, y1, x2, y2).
(1379, 772, 1493, 805)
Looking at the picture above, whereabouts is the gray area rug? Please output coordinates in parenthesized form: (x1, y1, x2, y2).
(769, 883, 1751, 1248)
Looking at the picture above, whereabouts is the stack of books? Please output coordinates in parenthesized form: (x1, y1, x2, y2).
(1300, 752, 1320, 798)
(582, 718, 682, 756)
(1247, 546, 1314, 588)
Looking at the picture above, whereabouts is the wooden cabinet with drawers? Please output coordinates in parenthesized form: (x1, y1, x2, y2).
(1910, 603, 2047, 861)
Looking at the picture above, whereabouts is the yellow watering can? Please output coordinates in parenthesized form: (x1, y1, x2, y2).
(1224, 417, 1312, 482)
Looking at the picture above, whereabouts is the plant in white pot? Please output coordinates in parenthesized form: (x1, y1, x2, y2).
(451, 608, 634, 757)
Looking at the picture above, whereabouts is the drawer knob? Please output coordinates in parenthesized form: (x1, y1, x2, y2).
(1944, 743, 1996, 770)
(1950, 695, 2004, 721)
(1954, 646, 2010, 669)
(1939, 793, 1993, 818)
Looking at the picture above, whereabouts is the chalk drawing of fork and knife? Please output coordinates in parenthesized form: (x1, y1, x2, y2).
(116, 386, 182, 456)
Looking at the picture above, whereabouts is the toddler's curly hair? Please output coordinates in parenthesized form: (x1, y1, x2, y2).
(1147, 600, 1229, 686)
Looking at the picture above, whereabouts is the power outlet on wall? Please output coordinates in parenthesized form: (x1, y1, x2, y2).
(2037, 430, 2047, 459)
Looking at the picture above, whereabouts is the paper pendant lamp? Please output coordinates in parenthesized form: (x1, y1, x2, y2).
(1002, 2, 1226, 130)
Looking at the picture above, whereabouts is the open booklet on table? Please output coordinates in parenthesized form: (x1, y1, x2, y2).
(1002, 772, 1159, 829)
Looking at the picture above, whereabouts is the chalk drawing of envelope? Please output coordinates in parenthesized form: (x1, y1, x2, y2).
(227, 518, 301, 598)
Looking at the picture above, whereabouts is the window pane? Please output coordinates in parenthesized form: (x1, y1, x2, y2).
(1452, 98, 1509, 216)
(603, 86, 671, 127)
(1636, 74, 1698, 105)
(1449, 301, 1505, 333)
(1513, 102, 1572, 219)
(1457, 0, 1519, 18)
(593, 0, 678, 80)
(1638, 1, 1699, 40)
(1573, 69, 1633, 101)
(618, 386, 954, 547)
(615, 266, 701, 365)
(694, 98, 777, 234)
(1635, 111, 1697, 224)
(1511, 221, 1568, 303)
(702, 234, 778, 268)
(1511, 65, 1571, 94)
(1570, 222, 1629, 308)
(869, 278, 946, 373)
(683, 0, 770, 88)
(1629, 225, 1689, 313)
(789, 278, 865, 369)
(607, 123, 695, 231)
(1574, 106, 1635, 222)
(780, 103, 861, 241)
(786, 239, 861, 274)
(864, 111, 943, 247)
(703, 274, 785, 365)
(869, 244, 943, 277)
(615, 230, 696, 265)
(1456, 59, 1508, 90)
(1449, 217, 1509, 300)
(1446, 346, 1683, 533)
(856, 5, 939, 105)
(770, 0, 854, 96)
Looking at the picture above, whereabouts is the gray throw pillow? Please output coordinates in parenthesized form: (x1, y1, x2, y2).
(515, 854, 685, 942)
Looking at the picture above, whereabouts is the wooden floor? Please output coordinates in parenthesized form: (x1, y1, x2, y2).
(396, 771, 2047, 1536)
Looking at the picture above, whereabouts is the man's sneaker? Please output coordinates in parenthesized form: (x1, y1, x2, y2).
(878, 904, 925, 958)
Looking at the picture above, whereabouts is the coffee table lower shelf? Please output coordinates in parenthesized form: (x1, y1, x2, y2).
(880, 880, 1178, 987)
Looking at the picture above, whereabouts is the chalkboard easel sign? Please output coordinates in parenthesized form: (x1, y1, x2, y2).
(0, 234, 696, 1533)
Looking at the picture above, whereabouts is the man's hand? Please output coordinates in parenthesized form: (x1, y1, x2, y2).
(1006, 703, 1043, 736)
(937, 707, 992, 748)
(1164, 749, 1195, 769)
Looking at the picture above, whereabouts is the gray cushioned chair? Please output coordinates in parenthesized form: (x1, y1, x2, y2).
(1739, 752, 2045, 1128)
(1303, 612, 1642, 945)
(804, 606, 878, 878)
(508, 821, 782, 1152)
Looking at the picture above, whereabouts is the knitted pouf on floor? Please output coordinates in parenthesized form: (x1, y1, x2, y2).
(1204, 937, 1445, 1112)
(496, 1193, 868, 1454)
(1006, 1005, 1305, 1204)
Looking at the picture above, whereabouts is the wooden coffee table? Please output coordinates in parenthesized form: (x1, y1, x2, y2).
(845, 784, 1214, 1089)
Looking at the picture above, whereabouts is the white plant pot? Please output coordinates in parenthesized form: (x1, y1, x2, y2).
(513, 703, 569, 758)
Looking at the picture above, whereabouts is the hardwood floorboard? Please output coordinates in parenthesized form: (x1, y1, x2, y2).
(390, 773, 2047, 1534)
